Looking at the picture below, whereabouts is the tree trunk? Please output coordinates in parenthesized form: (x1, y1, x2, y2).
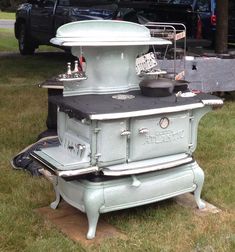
(215, 0, 229, 54)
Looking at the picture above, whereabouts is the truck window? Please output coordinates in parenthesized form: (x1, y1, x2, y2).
(56, 0, 69, 6)
(42, 0, 56, 7)
(169, 0, 194, 4)
(58, 0, 118, 5)
(195, 0, 210, 12)
(58, 0, 70, 6)
(229, 1, 235, 15)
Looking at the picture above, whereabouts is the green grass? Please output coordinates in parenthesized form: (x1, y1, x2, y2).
(0, 11, 15, 20)
(0, 28, 18, 52)
(0, 28, 62, 53)
(0, 29, 234, 251)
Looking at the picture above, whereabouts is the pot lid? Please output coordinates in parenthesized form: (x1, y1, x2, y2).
(173, 80, 190, 86)
(50, 20, 172, 46)
(139, 78, 174, 89)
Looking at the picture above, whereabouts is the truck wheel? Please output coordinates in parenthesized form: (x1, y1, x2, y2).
(18, 23, 36, 55)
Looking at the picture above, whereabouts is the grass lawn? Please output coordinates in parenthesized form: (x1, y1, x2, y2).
(0, 28, 18, 52)
(0, 28, 62, 53)
(0, 11, 15, 20)
(0, 29, 234, 251)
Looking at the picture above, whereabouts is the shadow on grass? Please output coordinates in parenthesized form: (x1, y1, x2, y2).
(0, 50, 74, 60)
(0, 50, 76, 87)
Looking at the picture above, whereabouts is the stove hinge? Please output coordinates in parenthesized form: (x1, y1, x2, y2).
(94, 153, 102, 165)
(94, 127, 101, 134)
(188, 115, 194, 150)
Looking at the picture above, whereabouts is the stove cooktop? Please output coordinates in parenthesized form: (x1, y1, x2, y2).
(49, 91, 222, 120)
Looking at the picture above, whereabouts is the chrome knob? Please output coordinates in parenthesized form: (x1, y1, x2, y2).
(75, 144, 86, 157)
(120, 130, 131, 137)
(139, 128, 149, 134)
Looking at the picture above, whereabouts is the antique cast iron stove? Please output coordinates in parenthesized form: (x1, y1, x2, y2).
(32, 21, 223, 239)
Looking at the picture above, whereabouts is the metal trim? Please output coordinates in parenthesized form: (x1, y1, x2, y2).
(89, 103, 204, 120)
(201, 99, 224, 108)
(38, 84, 64, 90)
(102, 157, 193, 176)
(57, 167, 99, 177)
(51, 39, 172, 47)
(31, 153, 98, 177)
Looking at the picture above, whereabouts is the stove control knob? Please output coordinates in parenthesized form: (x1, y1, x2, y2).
(75, 144, 86, 157)
(121, 130, 131, 137)
(139, 128, 149, 134)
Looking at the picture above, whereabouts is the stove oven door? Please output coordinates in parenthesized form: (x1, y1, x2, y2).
(128, 112, 190, 162)
(96, 119, 128, 167)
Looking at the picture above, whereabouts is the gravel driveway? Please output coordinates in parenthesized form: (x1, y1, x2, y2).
(0, 19, 14, 29)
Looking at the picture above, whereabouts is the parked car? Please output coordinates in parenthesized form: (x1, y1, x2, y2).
(14, 0, 235, 55)
(167, 0, 216, 42)
(166, 0, 235, 45)
(228, 0, 235, 43)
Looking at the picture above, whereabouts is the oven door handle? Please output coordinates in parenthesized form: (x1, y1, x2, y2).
(120, 130, 131, 137)
(139, 128, 149, 134)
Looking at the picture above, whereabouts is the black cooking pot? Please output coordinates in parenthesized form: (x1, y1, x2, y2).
(139, 78, 174, 97)
(163, 72, 175, 80)
(173, 80, 190, 93)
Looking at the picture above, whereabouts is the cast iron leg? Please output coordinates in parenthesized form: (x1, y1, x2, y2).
(86, 209, 100, 240)
(194, 186, 206, 209)
(83, 190, 104, 239)
(193, 164, 206, 209)
(50, 177, 61, 209)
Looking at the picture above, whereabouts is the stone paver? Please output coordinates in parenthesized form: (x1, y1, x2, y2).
(36, 201, 126, 246)
(174, 193, 221, 215)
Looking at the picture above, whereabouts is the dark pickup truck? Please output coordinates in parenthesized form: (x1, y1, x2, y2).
(14, 0, 222, 55)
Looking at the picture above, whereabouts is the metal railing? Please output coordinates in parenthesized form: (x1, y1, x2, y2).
(145, 22, 187, 79)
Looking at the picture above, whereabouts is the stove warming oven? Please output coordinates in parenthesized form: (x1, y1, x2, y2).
(32, 20, 223, 239)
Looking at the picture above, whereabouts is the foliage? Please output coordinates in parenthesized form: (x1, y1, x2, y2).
(0, 0, 25, 11)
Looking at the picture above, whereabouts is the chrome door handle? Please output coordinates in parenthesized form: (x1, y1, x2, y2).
(120, 130, 131, 137)
(139, 128, 149, 134)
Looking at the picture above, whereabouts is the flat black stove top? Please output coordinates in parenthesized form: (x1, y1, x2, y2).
(49, 91, 221, 120)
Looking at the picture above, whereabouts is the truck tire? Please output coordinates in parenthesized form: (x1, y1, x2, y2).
(18, 23, 36, 55)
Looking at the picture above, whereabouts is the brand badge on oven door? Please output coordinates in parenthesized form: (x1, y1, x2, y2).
(159, 117, 170, 129)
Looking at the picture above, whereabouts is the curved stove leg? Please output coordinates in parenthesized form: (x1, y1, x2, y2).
(194, 187, 206, 209)
(50, 176, 61, 210)
(193, 163, 206, 209)
(86, 209, 100, 239)
(84, 190, 103, 239)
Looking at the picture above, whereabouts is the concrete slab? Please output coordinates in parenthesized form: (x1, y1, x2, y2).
(174, 193, 221, 215)
(36, 201, 126, 246)
(0, 19, 14, 29)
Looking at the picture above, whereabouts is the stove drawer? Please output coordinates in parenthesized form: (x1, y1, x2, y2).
(129, 112, 190, 162)
(102, 165, 195, 210)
